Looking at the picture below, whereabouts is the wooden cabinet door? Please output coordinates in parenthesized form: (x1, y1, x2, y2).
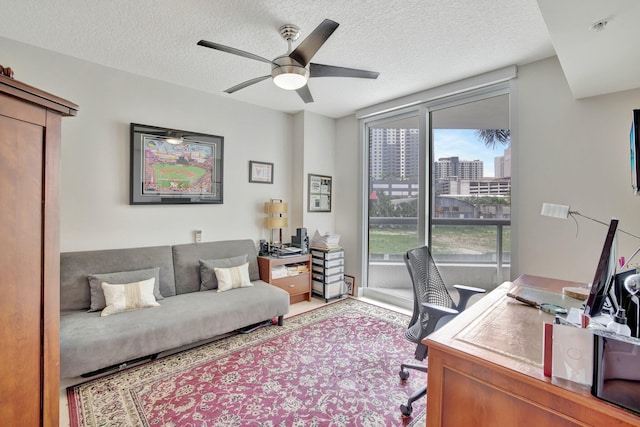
(0, 113, 45, 426)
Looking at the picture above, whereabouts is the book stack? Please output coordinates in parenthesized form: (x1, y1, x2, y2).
(286, 263, 309, 276)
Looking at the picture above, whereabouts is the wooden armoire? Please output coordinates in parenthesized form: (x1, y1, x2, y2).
(0, 70, 77, 426)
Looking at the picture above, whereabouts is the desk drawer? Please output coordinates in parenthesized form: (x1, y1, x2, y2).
(271, 273, 310, 296)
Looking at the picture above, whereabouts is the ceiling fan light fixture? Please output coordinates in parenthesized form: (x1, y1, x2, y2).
(272, 65, 308, 90)
(165, 131, 184, 145)
(165, 137, 183, 145)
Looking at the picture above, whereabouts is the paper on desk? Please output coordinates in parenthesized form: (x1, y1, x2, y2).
(551, 324, 593, 386)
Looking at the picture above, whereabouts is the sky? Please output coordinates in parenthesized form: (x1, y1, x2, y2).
(433, 129, 509, 177)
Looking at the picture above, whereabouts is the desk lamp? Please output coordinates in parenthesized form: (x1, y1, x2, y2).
(540, 203, 640, 241)
(542, 203, 640, 330)
(264, 199, 288, 253)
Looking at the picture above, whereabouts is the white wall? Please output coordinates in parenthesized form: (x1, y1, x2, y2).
(514, 56, 640, 283)
(1, 37, 296, 251)
(301, 111, 337, 235)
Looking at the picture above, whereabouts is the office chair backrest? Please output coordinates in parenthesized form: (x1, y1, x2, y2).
(400, 245, 485, 416)
(404, 246, 455, 339)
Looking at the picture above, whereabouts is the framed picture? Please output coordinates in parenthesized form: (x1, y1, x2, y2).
(249, 161, 274, 184)
(308, 174, 332, 212)
(130, 123, 223, 205)
(344, 274, 356, 296)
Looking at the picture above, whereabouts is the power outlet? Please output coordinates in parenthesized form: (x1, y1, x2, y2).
(194, 230, 202, 243)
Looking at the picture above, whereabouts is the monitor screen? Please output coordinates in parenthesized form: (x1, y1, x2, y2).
(585, 219, 618, 317)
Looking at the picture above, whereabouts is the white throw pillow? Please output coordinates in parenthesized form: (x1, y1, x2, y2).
(101, 278, 160, 317)
(214, 263, 253, 292)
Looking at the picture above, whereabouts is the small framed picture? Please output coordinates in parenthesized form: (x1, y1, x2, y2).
(308, 174, 332, 212)
(249, 161, 274, 184)
(344, 274, 356, 296)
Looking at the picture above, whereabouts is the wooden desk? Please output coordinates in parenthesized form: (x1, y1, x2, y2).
(424, 274, 640, 426)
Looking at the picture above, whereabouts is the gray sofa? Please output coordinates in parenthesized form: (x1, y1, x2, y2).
(60, 239, 290, 378)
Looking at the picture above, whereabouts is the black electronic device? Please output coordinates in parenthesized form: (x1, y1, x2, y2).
(614, 269, 640, 338)
(259, 239, 269, 256)
(585, 219, 619, 317)
(592, 330, 640, 414)
(291, 228, 309, 254)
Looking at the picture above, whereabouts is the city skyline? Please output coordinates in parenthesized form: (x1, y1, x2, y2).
(433, 129, 509, 177)
(369, 127, 511, 180)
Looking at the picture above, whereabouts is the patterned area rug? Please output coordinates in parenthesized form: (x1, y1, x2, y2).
(68, 298, 426, 426)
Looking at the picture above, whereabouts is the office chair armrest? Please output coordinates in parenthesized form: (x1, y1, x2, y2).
(453, 284, 486, 311)
(422, 303, 459, 335)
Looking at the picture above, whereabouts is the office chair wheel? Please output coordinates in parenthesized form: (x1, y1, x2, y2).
(400, 403, 413, 417)
(399, 368, 410, 381)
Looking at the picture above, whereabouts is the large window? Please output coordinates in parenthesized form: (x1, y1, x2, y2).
(367, 113, 421, 301)
(363, 87, 511, 307)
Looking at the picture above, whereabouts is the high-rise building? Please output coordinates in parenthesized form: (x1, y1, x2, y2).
(368, 128, 419, 180)
(434, 156, 483, 179)
(494, 147, 511, 178)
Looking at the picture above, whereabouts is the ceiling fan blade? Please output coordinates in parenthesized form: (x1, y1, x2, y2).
(197, 40, 273, 64)
(309, 63, 380, 79)
(224, 75, 271, 94)
(289, 19, 339, 67)
(296, 85, 314, 103)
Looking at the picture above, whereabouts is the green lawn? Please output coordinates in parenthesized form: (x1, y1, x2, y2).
(154, 164, 206, 189)
(369, 225, 511, 256)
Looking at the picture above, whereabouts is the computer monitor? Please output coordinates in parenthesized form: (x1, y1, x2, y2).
(584, 219, 619, 317)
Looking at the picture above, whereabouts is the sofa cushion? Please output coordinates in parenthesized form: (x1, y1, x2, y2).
(101, 278, 160, 316)
(173, 240, 259, 295)
(88, 267, 162, 312)
(61, 246, 176, 312)
(215, 263, 252, 292)
(199, 254, 247, 291)
(60, 280, 290, 378)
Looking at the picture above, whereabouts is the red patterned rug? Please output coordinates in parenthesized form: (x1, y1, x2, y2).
(67, 298, 426, 426)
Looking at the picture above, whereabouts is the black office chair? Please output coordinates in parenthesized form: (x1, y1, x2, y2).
(399, 245, 486, 416)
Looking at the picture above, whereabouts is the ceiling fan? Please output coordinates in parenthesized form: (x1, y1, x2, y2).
(197, 19, 379, 103)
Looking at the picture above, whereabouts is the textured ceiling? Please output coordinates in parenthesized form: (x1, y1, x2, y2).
(0, 1, 635, 118)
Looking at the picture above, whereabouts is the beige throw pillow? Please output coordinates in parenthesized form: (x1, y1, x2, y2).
(87, 267, 162, 312)
(214, 263, 253, 292)
(101, 278, 160, 317)
(199, 254, 248, 291)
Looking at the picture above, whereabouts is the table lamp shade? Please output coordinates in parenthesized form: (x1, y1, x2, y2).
(264, 199, 288, 252)
(264, 201, 288, 214)
(265, 216, 288, 229)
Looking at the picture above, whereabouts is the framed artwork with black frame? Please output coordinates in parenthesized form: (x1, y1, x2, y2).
(308, 174, 332, 212)
(130, 123, 224, 205)
(249, 161, 274, 184)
